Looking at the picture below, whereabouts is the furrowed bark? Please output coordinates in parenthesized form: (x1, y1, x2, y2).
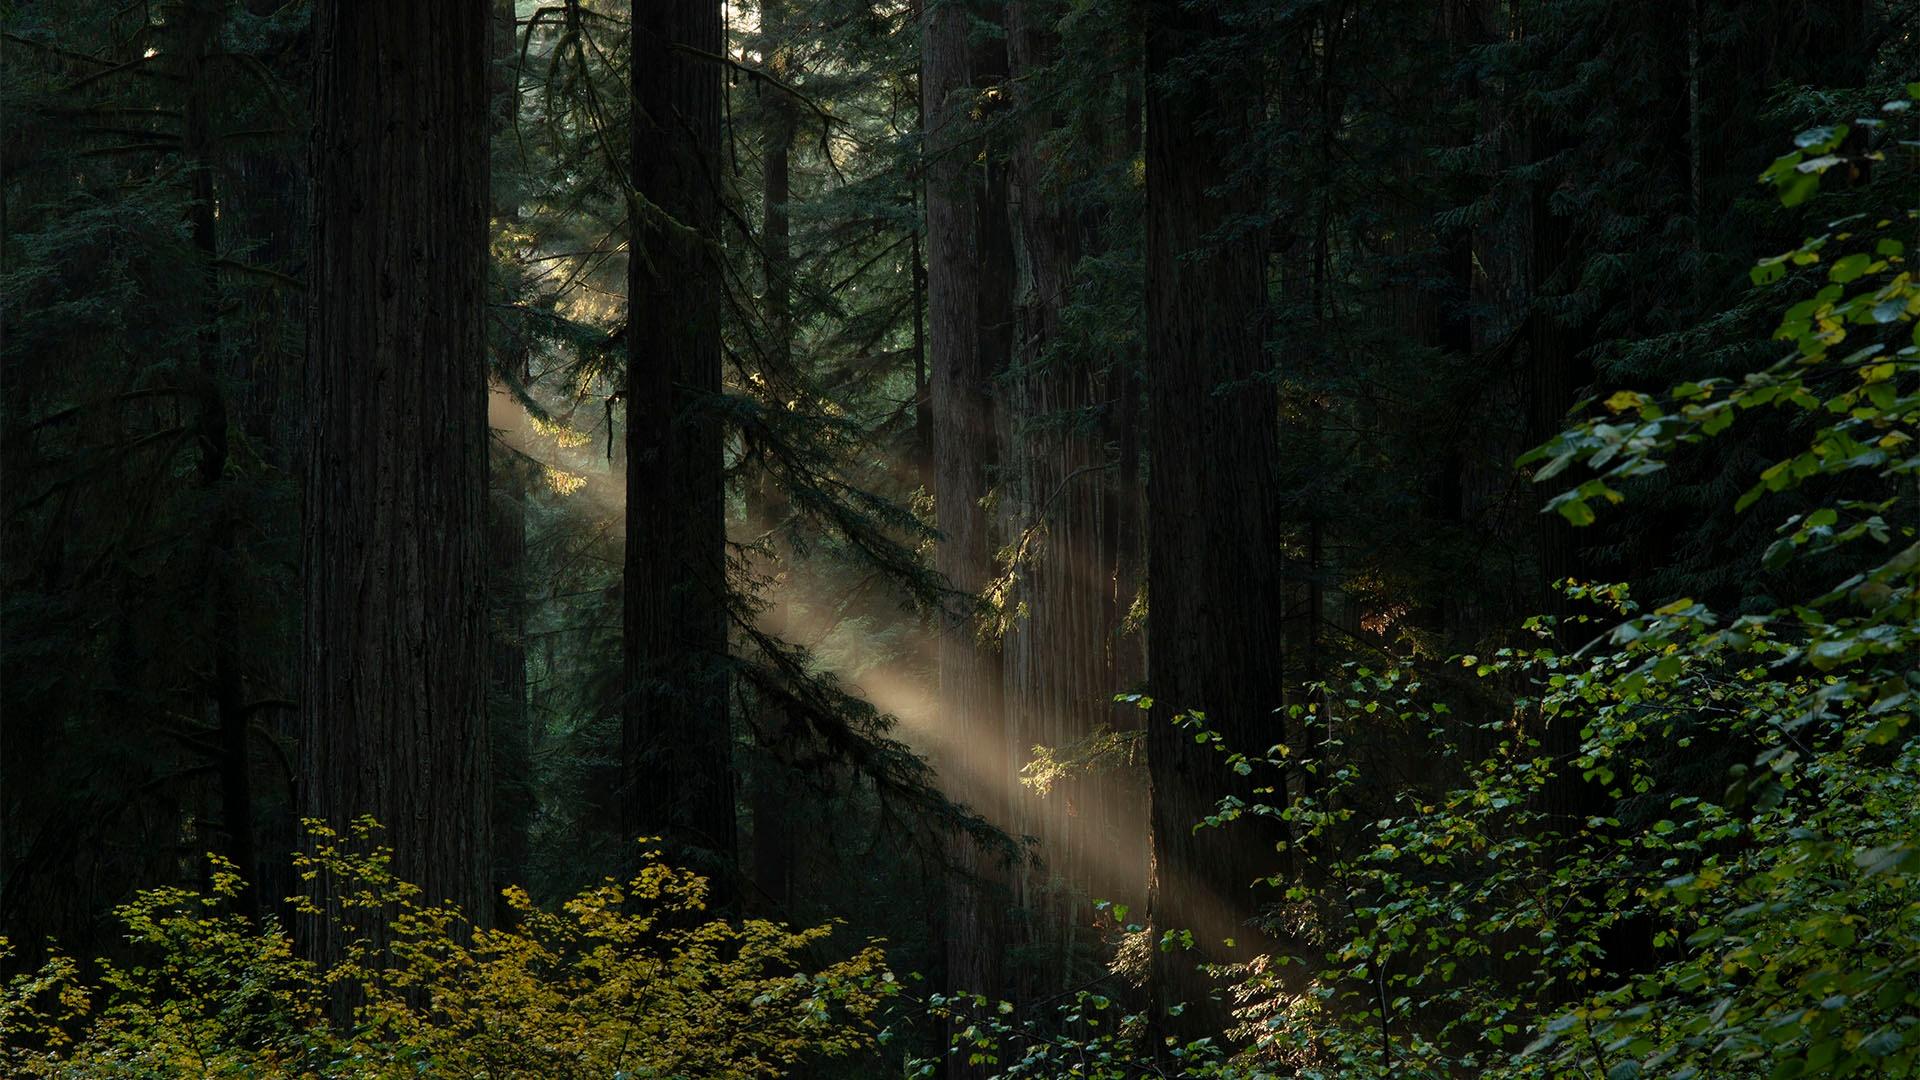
(302, 0, 493, 958)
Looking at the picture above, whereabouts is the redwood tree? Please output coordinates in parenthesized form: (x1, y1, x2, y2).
(302, 0, 493, 930)
(1142, 0, 1287, 1033)
(922, 0, 1015, 1018)
(997, 0, 1148, 989)
(623, 0, 736, 880)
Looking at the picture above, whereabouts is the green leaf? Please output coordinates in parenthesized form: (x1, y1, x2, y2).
(1762, 151, 1805, 179)
(1828, 253, 1873, 283)
(1779, 172, 1819, 207)
(1536, 450, 1577, 480)
(1758, 534, 1789, 568)
(1558, 499, 1596, 527)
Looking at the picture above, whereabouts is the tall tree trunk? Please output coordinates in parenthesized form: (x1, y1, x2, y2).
(223, 10, 309, 921)
(1525, 140, 1591, 634)
(749, 0, 797, 915)
(1459, 0, 1531, 635)
(922, 0, 1013, 1032)
(1000, 0, 1142, 990)
(746, 532, 794, 914)
(487, 463, 530, 918)
(302, 0, 493, 949)
(487, 0, 534, 926)
(624, 0, 736, 884)
(1099, 54, 1150, 930)
(911, 224, 934, 490)
(176, 0, 259, 920)
(1143, 0, 1286, 1037)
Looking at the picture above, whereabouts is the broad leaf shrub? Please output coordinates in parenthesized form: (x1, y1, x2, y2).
(0, 817, 896, 1078)
(1238, 87, 1920, 1079)
(923, 88, 1918, 1078)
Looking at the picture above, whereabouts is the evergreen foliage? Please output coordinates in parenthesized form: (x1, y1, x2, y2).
(2, 0, 1913, 1075)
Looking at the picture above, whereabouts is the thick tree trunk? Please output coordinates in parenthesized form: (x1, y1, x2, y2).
(302, 0, 493, 943)
(1143, 0, 1286, 1037)
(624, 0, 736, 884)
(1000, 0, 1146, 990)
(923, 0, 1013, 1032)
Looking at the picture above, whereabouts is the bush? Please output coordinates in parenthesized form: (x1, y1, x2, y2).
(1, 817, 897, 1078)
(1221, 85, 1920, 1079)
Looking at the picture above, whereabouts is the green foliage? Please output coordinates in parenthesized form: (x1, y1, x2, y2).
(1, 819, 897, 1078)
(1185, 89, 1920, 1079)
(908, 988, 1250, 1079)
(1020, 726, 1144, 798)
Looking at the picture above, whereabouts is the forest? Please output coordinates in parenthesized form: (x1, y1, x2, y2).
(1, 0, 1916, 1076)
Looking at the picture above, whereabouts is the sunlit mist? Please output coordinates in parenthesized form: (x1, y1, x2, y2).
(490, 386, 626, 510)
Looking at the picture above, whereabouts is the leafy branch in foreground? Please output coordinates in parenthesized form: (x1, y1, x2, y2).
(1, 817, 897, 1079)
(1216, 86, 1919, 1080)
